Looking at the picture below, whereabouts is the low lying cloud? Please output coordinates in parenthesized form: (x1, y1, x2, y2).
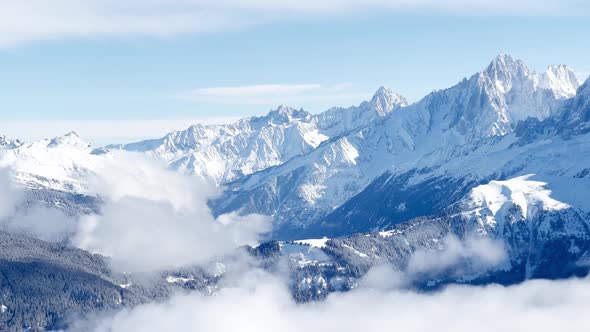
(0, 168, 76, 242)
(0, 167, 21, 220)
(0, 0, 587, 47)
(5, 206, 76, 242)
(88, 152, 218, 212)
(73, 197, 270, 273)
(359, 263, 407, 290)
(69, 269, 590, 332)
(0, 152, 271, 273)
(75, 152, 271, 273)
(356, 234, 508, 290)
(407, 234, 508, 276)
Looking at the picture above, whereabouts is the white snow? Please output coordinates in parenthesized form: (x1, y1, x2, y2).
(469, 175, 570, 220)
(379, 230, 402, 238)
(0, 132, 99, 193)
(294, 237, 330, 248)
(302, 129, 329, 148)
(280, 241, 331, 267)
(539, 64, 581, 99)
(342, 244, 369, 258)
(453, 170, 590, 239)
(1, 304, 7, 313)
(166, 276, 195, 284)
(208, 262, 226, 277)
(337, 138, 360, 165)
(214, 54, 583, 230)
(0, 54, 586, 243)
(299, 183, 327, 205)
(108, 91, 405, 185)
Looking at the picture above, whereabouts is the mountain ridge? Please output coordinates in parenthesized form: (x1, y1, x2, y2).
(2, 54, 590, 330)
(0, 54, 585, 242)
(211, 54, 584, 238)
(102, 86, 407, 184)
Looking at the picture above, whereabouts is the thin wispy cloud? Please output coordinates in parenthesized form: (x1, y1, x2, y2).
(0, 0, 588, 47)
(177, 83, 366, 105)
(188, 84, 323, 98)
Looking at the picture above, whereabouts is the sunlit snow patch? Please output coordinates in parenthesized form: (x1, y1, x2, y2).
(468, 174, 570, 220)
(294, 237, 329, 248)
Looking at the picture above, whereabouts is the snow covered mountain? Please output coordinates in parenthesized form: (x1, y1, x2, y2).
(313, 74, 590, 239)
(105, 87, 407, 184)
(212, 54, 583, 238)
(1, 54, 590, 331)
(0, 131, 97, 193)
(0, 135, 23, 149)
(0, 87, 407, 222)
(0, 54, 586, 244)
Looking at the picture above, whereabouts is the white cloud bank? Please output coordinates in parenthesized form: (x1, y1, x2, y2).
(0, 0, 588, 47)
(0, 152, 271, 273)
(71, 153, 271, 272)
(0, 167, 76, 242)
(407, 234, 508, 276)
(357, 234, 508, 290)
(68, 269, 590, 332)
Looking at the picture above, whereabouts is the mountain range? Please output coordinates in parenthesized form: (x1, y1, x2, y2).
(1, 54, 588, 239)
(1, 53, 590, 330)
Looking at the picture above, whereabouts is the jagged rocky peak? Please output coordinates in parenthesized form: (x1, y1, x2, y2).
(160, 125, 204, 149)
(174, 123, 210, 141)
(47, 131, 91, 149)
(0, 134, 23, 149)
(265, 105, 310, 123)
(540, 64, 582, 99)
(0, 135, 11, 147)
(143, 122, 229, 155)
(486, 53, 529, 76)
(483, 53, 531, 92)
(482, 53, 580, 99)
(370, 86, 408, 116)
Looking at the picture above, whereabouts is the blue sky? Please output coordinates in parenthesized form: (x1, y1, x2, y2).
(0, 0, 589, 144)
